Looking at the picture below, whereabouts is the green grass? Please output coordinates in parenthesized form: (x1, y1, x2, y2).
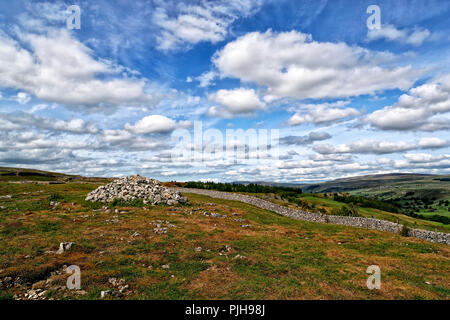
(0, 182, 449, 300)
(293, 173, 450, 221)
(419, 206, 450, 218)
(247, 192, 450, 233)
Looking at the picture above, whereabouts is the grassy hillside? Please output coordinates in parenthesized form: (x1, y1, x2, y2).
(285, 174, 450, 222)
(0, 167, 72, 182)
(299, 174, 441, 193)
(181, 180, 450, 233)
(250, 192, 450, 233)
(0, 180, 449, 300)
(0, 166, 112, 183)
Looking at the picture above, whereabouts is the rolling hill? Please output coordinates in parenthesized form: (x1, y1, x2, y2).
(0, 171, 449, 300)
(236, 173, 450, 222)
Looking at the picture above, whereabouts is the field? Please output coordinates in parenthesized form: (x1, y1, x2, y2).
(249, 192, 450, 233)
(0, 166, 112, 183)
(182, 180, 450, 233)
(234, 174, 450, 231)
(298, 174, 450, 219)
(1, 180, 449, 300)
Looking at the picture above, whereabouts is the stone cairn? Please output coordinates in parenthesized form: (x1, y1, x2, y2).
(85, 175, 188, 206)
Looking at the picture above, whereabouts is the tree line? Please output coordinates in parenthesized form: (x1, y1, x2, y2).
(183, 181, 303, 195)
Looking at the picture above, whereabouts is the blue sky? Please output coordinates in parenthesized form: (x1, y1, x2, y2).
(0, 0, 450, 182)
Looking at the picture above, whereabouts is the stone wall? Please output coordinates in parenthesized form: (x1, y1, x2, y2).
(171, 187, 450, 245)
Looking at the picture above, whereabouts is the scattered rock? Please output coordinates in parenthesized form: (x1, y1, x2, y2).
(75, 290, 87, 295)
(1, 277, 13, 289)
(56, 242, 75, 254)
(219, 245, 232, 253)
(11, 265, 75, 300)
(101, 290, 111, 298)
(154, 226, 167, 234)
(0, 276, 26, 290)
(105, 217, 119, 224)
(189, 208, 203, 214)
(210, 212, 227, 218)
(151, 220, 175, 234)
(241, 224, 252, 228)
(85, 175, 189, 206)
(24, 289, 47, 300)
(32, 281, 47, 290)
(194, 247, 202, 252)
(108, 278, 129, 294)
(162, 264, 170, 269)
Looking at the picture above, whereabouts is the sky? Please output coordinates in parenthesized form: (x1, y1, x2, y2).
(0, 0, 450, 183)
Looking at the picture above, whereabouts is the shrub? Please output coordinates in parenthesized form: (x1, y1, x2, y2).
(427, 214, 450, 224)
(400, 225, 410, 237)
(331, 204, 360, 217)
(333, 193, 399, 213)
(184, 181, 302, 195)
(48, 193, 63, 201)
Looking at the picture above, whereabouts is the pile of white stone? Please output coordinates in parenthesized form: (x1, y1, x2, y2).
(85, 175, 188, 206)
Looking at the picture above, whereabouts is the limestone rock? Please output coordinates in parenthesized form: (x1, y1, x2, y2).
(56, 242, 75, 254)
(85, 175, 189, 206)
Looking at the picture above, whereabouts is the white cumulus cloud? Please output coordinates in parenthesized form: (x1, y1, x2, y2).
(366, 74, 450, 131)
(287, 101, 360, 126)
(213, 30, 420, 101)
(0, 30, 158, 108)
(314, 138, 448, 155)
(125, 115, 177, 134)
(208, 88, 266, 117)
(367, 24, 431, 46)
(153, 0, 264, 51)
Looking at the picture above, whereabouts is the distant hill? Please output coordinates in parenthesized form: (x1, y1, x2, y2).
(236, 173, 450, 221)
(298, 173, 440, 193)
(0, 167, 112, 183)
(236, 173, 444, 193)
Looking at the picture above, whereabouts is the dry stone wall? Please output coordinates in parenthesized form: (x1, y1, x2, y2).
(172, 187, 450, 245)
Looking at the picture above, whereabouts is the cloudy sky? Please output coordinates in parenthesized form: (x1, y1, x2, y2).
(1, 0, 450, 182)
